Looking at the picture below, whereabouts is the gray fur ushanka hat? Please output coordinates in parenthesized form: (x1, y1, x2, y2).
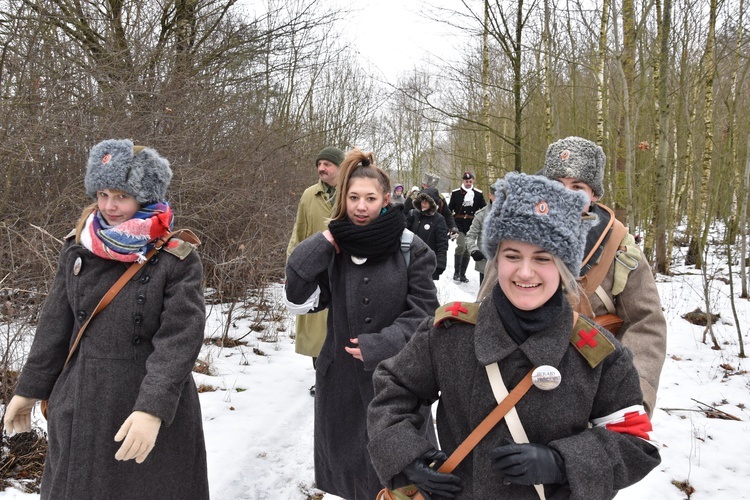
(84, 139, 172, 204)
(422, 172, 440, 188)
(481, 172, 592, 277)
(540, 136, 605, 198)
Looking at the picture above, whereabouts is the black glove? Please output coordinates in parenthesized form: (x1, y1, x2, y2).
(490, 442, 566, 485)
(471, 250, 485, 261)
(401, 449, 462, 499)
(432, 268, 444, 280)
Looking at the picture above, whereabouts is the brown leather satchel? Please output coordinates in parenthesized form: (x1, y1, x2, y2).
(375, 369, 535, 500)
(591, 313, 624, 335)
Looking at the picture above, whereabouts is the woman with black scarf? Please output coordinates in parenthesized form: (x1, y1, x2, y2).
(284, 149, 440, 500)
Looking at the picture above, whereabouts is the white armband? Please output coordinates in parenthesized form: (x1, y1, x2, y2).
(284, 285, 321, 315)
(592, 404, 657, 446)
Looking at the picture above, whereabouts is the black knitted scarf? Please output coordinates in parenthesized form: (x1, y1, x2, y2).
(493, 283, 565, 345)
(328, 205, 406, 262)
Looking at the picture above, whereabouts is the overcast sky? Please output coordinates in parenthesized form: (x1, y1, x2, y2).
(338, 0, 470, 84)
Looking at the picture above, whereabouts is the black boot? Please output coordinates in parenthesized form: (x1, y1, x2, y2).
(459, 255, 470, 283)
(453, 255, 462, 281)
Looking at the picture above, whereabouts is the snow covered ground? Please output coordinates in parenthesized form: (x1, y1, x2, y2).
(3, 237, 749, 499)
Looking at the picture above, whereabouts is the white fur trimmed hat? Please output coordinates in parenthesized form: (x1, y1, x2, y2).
(84, 139, 172, 204)
(482, 172, 592, 277)
(541, 136, 605, 198)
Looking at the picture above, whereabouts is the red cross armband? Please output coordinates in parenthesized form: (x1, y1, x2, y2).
(433, 301, 480, 328)
(592, 405, 658, 447)
(570, 315, 615, 368)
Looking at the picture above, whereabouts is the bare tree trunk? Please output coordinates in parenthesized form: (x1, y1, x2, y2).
(616, 0, 636, 228)
(726, 241, 747, 357)
(741, 136, 750, 298)
(729, 0, 745, 238)
(596, 0, 611, 145)
(483, 0, 494, 180)
(513, 0, 523, 172)
(654, 0, 672, 274)
(696, 0, 718, 270)
(543, 0, 552, 145)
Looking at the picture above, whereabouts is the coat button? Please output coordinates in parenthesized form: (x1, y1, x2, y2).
(133, 314, 143, 325)
(139, 274, 150, 284)
(364, 317, 372, 324)
(132, 336, 142, 345)
(148, 257, 159, 266)
(73, 257, 82, 276)
(137, 294, 146, 304)
(76, 310, 87, 321)
(362, 298, 370, 305)
(363, 277, 370, 284)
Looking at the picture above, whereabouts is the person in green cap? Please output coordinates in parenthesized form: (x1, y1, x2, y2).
(287, 146, 345, 397)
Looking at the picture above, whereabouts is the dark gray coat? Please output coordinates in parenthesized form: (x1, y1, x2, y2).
(285, 231, 440, 499)
(14, 238, 208, 500)
(368, 292, 660, 499)
(407, 191, 449, 277)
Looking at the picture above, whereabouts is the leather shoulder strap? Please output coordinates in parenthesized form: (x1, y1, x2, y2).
(579, 213, 628, 298)
(436, 369, 534, 474)
(60, 233, 173, 371)
(580, 203, 615, 268)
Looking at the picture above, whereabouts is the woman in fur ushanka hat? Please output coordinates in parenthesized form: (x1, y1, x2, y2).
(4, 139, 209, 499)
(367, 172, 660, 499)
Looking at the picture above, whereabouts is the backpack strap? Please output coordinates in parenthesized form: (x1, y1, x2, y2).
(401, 229, 414, 267)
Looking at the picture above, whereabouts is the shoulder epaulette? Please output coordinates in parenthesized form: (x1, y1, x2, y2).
(474, 188, 483, 193)
(162, 229, 201, 261)
(434, 301, 480, 328)
(162, 238, 196, 260)
(65, 228, 76, 240)
(570, 314, 615, 368)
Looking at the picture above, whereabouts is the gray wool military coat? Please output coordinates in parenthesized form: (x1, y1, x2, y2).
(14, 238, 208, 500)
(367, 291, 661, 499)
(285, 231, 440, 500)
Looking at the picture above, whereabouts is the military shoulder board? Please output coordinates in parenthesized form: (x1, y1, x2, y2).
(434, 301, 480, 328)
(570, 313, 615, 368)
(162, 229, 201, 261)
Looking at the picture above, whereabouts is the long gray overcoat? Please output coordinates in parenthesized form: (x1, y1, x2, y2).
(368, 291, 661, 499)
(14, 237, 208, 500)
(285, 231, 440, 499)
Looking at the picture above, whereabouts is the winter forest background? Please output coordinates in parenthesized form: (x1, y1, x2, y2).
(1, 0, 750, 497)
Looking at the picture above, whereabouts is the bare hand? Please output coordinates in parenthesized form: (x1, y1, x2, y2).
(322, 230, 340, 253)
(345, 338, 363, 361)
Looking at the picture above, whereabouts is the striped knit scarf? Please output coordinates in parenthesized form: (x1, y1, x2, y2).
(80, 202, 174, 263)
